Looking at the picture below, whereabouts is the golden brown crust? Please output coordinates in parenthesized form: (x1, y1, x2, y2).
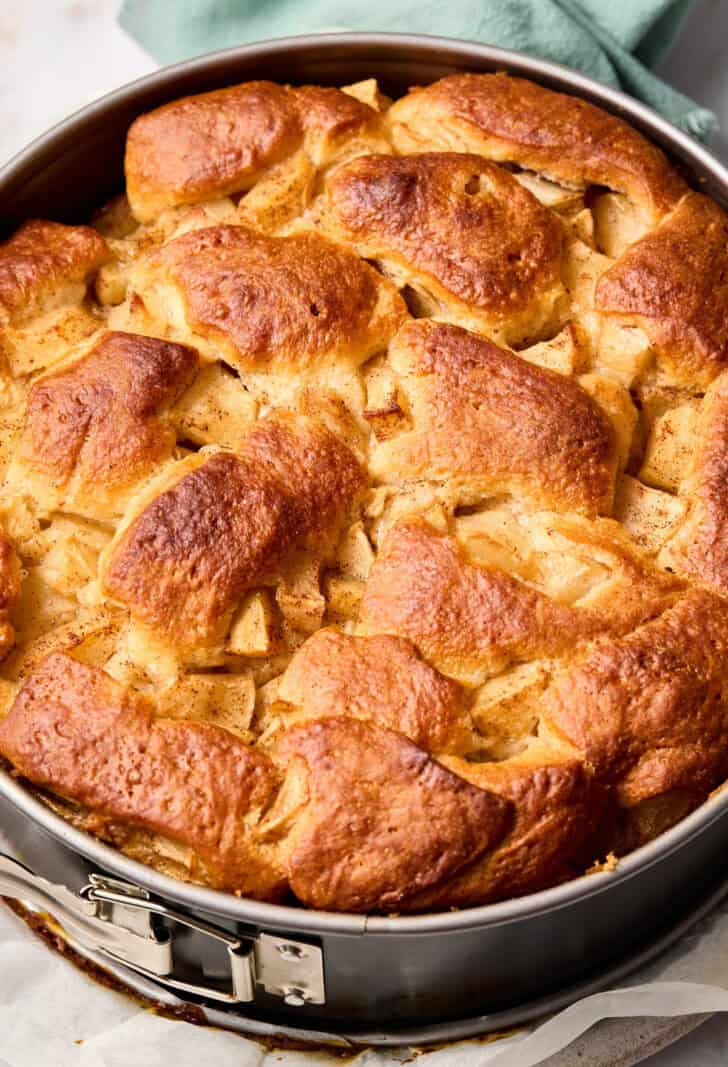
(13, 331, 198, 517)
(596, 193, 728, 389)
(403, 751, 601, 909)
(0, 534, 21, 659)
(293, 85, 382, 158)
(4, 71, 728, 913)
(372, 320, 616, 515)
(135, 224, 406, 374)
(126, 82, 301, 223)
(277, 628, 476, 754)
(319, 152, 565, 345)
(359, 518, 602, 684)
(0, 220, 109, 326)
(0, 653, 286, 896)
(388, 73, 686, 220)
(542, 590, 728, 807)
(660, 372, 728, 592)
(273, 716, 511, 911)
(125, 81, 381, 223)
(102, 414, 365, 648)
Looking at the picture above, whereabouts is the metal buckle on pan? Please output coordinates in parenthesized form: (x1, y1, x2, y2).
(0, 853, 325, 1007)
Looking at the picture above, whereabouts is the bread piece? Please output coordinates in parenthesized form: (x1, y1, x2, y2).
(6, 331, 198, 519)
(358, 518, 603, 685)
(0, 652, 286, 896)
(102, 414, 364, 652)
(542, 590, 728, 808)
(388, 73, 686, 221)
(277, 628, 477, 754)
(370, 320, 617, 516)
(0, 220, 109, 376)
(132, 224, 406, 379)
(403, 744, 602, 908)
(318, 152, 565, 346)
(126, 81, 387, 223)
(596, 193, 728, 389)
(269, 716, 511, 911)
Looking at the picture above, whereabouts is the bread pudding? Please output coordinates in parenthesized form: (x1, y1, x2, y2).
(1, 72, 728, 914)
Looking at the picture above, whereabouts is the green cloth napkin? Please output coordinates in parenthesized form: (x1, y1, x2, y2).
(119, 0, 717, 140)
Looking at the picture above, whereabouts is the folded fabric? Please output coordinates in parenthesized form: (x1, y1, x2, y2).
(119, 0, 716, 139)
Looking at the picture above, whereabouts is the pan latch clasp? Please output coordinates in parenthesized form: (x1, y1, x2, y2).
(0, 854, 324, 1007)
(83, 874, 256, 1004)
(83, 875, 325, 1005)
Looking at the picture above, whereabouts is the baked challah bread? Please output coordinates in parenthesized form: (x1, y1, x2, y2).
(6, 331, 199, 520)
(315, 152, 566, 345)
(0, 220, 109, 377)
(386, 72, 686, 222)
(368, 319, 617, 515)
(1, 71, 728, 914)
(101, 413, 365, 657)
(596, 191, 728, 388)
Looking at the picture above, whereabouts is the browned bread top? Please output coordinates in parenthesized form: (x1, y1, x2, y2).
(1, 70, 727, 915)
(0, 220, 109, 325)
(371, 319, 617, 516)
(102, 414, 365, 650)
(126, 81, 383, 223)
(596, 193, 728, 389)
(8, 331, 198, 519)
(319, 152, 565, 345)
(388, 72, 687, 221)
(133, 224, 406, 374)
(0, 652, 286, 896)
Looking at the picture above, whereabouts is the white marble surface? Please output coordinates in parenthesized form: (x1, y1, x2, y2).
(0, 0, 154, 166)
(1, 2, 728, 1064)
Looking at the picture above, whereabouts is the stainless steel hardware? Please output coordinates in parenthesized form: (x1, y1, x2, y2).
(0, 853, 324, 1007)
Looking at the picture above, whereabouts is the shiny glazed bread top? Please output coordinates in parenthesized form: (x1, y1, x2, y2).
(1, 72, 728, 914)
